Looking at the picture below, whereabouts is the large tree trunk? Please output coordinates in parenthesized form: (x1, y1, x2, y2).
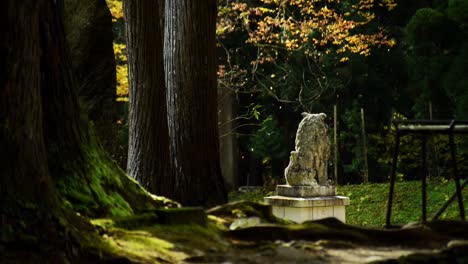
(62, 0, 119, 162)
(0, 1, 78, 258)
(218, 88, 239, 191)
(0, 0, 57, 215)
(164, 0, 227, 206)
(124, 0, 173, 197)
(1, 0, 173, 228)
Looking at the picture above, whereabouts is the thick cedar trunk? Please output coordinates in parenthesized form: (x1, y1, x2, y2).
(63, 0, 119, 161)
(164, 0, 227, 206)
(0, 0, 57, 214)
(0, 2, 80, 256)
(1, 0, 165, 228)
(124, 0, 173, 196)
(41, 0, 89, 174)
(218, 88, 239, 191)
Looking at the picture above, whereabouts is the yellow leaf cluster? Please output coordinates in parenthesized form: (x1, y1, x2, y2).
(239, 0, 398, 64)
(107, 0, 128, 101)
(116, 64, 128, 102)
(113, 43, 127, 62)
(106, 0, 123, 22)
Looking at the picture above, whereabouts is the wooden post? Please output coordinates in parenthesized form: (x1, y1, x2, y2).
(361, 107, 369, 183)
(334, 104, 339, 184)
(429, 101, 433, 120)
(428, 100, 433, 179)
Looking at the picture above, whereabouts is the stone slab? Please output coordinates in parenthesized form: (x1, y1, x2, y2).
(276, 185, 336, 197)
(270, 204, 347, 223)
(264, 195, 350, 208)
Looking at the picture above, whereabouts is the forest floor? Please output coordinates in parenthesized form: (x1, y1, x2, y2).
(3, 181, 468, 263)
(83, 201, 468, 264)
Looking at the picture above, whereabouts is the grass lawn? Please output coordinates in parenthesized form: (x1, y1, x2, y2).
(229, 180, 468, 227)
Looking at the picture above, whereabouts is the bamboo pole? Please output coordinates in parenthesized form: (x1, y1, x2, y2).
(334, 104, 338, 184)
(361, 107, 369, 183)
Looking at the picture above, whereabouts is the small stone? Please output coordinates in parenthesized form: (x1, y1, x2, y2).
(229, 217, 261, 230)
(447, 240, 468, 249)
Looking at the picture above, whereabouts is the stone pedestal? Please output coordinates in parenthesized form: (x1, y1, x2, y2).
(266, 113, 350, 223)
(264, 185, 349, 223)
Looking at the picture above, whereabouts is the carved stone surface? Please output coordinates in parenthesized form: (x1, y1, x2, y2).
(265, 196, 350, 208)
(285, 113, 330, 186)
(276, 185, 336, 197)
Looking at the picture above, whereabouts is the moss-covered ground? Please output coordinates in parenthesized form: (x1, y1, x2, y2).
(55, 143, 179, 218)
(3, 200, 468, 263)
(73, 201, 467, 263)
(3, 179, 468, 263)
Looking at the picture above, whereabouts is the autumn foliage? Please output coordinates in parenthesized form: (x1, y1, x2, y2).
(218, 0, 396, 64)
(107, 0, 395, 101)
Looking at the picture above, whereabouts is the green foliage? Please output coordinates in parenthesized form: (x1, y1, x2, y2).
(364, 114, 468, 182)
(406, 8, 447, 46)
(340, 101, 365, 179)
(443, 41, 468, 118)
(447, 0, 468, 23)
(248, 115, 288, 163)
(104, 0, 468, 187)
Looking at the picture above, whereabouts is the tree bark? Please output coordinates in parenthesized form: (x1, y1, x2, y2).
(0, 1, 78, 256)
(1, 0, 169, 230)
(41, 0, 88, 172)
(0, 0, 57, 214)
(63, 0, 119, 162)
(218, 88, 239, 191)
(164, 0, 227, 206)
(124, 0, 173, 196)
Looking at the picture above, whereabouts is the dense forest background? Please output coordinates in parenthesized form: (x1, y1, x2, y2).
(2, 0, 468, 262)
(107, 0, 468, 188)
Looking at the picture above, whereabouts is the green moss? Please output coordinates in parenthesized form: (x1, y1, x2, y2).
(97, 228, 188, 263)
(86, 218, 226, 263)
(208, 200, 288, 224)
(90, 218, 115, 229)
(143, 222, 226, 254)
(54, 136, 179, 218)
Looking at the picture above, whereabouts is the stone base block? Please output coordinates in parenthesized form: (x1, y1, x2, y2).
(276, 185, 336, 197)
(264, 196, 349, 223)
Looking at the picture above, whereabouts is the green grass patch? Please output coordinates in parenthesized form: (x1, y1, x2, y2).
(228, 188, 273, 202)
(229, 180, 468, 227)
(339, 180, 468, 227)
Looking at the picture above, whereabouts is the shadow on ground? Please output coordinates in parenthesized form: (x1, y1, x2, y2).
(2, 201, 468, 263)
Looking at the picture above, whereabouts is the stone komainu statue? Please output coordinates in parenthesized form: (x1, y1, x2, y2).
(285, 113, 330, 186)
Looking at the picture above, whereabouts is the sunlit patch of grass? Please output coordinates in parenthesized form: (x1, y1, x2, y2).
(229, 180, 468, 227)
(90, 216, 227, 262)
(101, 229, 188, 263)
(338, 180, 468, 227)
